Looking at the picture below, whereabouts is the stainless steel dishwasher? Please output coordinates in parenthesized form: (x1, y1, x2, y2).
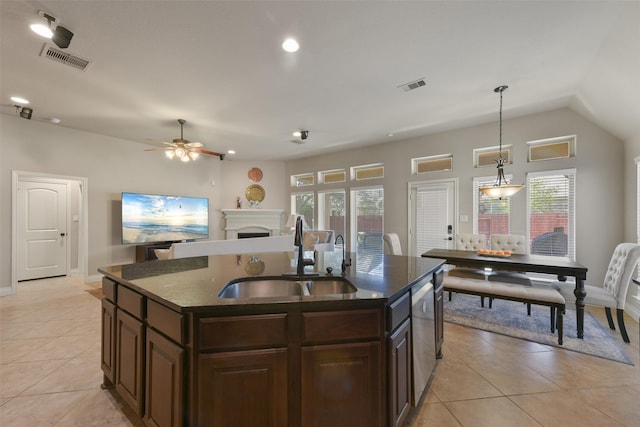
(411, 280, 435, 406)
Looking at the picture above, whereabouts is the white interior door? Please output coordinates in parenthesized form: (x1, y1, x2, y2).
(409, 180, 456, 256)
(17, 180, 68, 281)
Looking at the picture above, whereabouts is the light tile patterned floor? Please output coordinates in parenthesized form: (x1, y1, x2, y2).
(1, 276, 638, 426)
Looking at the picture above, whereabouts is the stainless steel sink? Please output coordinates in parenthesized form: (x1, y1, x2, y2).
(218, 279, 304, 298)
(218, 277, 357, 298)
(303, 278, 357, 295)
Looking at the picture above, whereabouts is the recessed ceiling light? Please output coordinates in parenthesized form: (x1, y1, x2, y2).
(282, 38, 299, 53)
(11, 96, 29, 104)
(227, 150, 236, 155)
(30, 23, 53, 38)
(387, 133, 394, 137)
(50, 118, 61, 124)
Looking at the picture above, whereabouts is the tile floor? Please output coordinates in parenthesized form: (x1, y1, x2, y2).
(0, 275, 639, 426)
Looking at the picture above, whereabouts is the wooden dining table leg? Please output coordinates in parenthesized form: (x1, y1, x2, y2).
(574, 277, 586, 339)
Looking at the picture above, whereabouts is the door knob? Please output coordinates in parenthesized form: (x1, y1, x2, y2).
(60, 233, 66, 237)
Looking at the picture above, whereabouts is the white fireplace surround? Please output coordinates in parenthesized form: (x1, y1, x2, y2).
(221, 209, 284, 240)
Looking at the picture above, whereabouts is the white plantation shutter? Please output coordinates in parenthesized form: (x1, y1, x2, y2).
(527, 169, 576, 260)
(415, 185, 449, 253)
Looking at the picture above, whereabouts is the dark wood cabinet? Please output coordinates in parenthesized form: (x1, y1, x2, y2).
(387, 318, 411, 427)
(116, 308, 145, 417)
(301, 341, 382, 427)
(198, 348, 288, 427)
(144, 328, 184, 427)
(101, 298, 116, 385)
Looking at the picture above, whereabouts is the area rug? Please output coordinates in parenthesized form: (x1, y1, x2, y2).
(444, 293, 633, 365)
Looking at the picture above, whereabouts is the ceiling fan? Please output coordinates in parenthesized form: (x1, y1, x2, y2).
(145, 119, 225, 161)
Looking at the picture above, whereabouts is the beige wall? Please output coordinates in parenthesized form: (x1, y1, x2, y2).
(1, 107, 634, 296)
(0, 114, 286, 290)
(285, 108, 626, 286)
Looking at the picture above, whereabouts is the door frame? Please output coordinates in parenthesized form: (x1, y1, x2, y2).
(407, 178, 458, 257)
(7, 171, 89, 296)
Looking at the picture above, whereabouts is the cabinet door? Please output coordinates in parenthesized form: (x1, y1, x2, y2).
(101, 299, 116, 386)
(301, 341, 382, 427)
(116, 309, 145, 416)
(198, 348, 288, 427)
(388, 318, 411, 427)
(144, 328, 184, 427)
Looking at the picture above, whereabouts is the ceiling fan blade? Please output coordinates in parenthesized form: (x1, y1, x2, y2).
(144, 147, 173, 152)
(186, 141, 203, 148)
(193, 147, 226, 160)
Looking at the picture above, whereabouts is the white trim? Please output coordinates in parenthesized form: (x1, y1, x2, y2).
(10, 171, 89, 296)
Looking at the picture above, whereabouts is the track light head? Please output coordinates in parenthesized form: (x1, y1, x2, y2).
(52, 25, 73, 48)
(300, 130, 309, 140)
(15, 105, 33, 120)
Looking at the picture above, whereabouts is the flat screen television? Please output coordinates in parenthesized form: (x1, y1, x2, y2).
(121, 192, 209, 245)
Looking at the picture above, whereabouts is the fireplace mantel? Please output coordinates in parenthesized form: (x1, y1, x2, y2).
(221, 209, 284, 240)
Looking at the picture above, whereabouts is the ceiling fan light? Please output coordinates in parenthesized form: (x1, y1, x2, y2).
(189, 151, 199, 160)
(174, 148, 186, 158)
(165, 150, 175, 159)
(180, 155, 190, 162)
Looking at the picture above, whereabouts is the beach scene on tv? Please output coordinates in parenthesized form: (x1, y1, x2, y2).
(122, 193, 209, 244)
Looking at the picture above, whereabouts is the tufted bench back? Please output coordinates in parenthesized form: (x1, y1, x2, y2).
(455, 233, 486, 251)
(491, 234, 528, 254)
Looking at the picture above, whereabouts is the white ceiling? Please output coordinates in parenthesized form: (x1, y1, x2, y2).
(1, 1, 639, 161)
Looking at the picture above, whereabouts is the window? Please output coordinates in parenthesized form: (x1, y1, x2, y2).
(319, 169, 346, 184)
(291, 173, 314, 187)
(527, 169, 576, 260)
(527, 135, 575, 162)
(412, 154, 453, 174)
(474, 146, 512, 168)
(291, 192, 314, 229)
(318, 190, 345, 237)
(351, 187, 384, 273)
(473, 176, 511, 242)
(351, 164, 384, 181)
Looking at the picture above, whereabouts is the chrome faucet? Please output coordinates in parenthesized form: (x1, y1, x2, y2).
(334, 234, 351, 274)
(294, 216, 315, 275)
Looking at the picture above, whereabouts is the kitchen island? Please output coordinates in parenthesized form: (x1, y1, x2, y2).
(99, 251, 444, 427)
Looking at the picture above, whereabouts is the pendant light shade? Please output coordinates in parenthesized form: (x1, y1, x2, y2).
(479, 85, 524, 199)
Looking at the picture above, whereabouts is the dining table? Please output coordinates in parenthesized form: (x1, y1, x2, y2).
(422, 249, 589, 338)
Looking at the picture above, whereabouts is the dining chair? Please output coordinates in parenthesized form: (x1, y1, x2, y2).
(383, 233, 402, 255)
(488, 234, 533, 286)
(553, 242, 640, 343)
(448, 233, 487, 280)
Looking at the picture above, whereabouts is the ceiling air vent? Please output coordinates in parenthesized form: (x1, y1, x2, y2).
(40, 44, 91, 71)
(398, 78, 427, 92)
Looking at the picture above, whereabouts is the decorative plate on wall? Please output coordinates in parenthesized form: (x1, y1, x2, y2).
(245, 184, 265, 202)
(248, 167, 263, 182)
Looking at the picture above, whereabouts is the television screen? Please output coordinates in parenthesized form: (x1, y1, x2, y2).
(121, 192, 209, 244)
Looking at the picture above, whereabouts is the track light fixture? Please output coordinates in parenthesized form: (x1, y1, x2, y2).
(14, 105, 33, 120)
(300, 130, 309, 140)
(31, 10, 73, 49)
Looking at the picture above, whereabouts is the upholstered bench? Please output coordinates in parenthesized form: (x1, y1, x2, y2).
(444, 275, 566, 344)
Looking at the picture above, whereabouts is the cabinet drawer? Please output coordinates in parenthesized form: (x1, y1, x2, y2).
(118, 286, 144, 320)
(387, 292, 410, 332)
(147, 300, 185, 345)
(102, 277, 116, 303)
(199, 314, 288, 351)
(302, 309, 382, 344)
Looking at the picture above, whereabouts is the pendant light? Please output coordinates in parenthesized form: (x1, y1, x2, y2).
(479, 85, 524, 199)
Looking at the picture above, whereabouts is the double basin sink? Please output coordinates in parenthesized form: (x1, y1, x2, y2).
(219, 276, 357, 299)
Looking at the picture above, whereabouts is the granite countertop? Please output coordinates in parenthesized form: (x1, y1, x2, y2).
(98, 251, 445, 313)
